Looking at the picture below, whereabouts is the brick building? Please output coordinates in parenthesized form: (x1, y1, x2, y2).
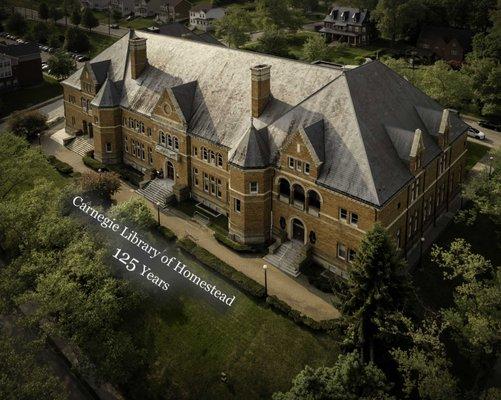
(320, 5, 371, 45)
(417, 26, 473, 63)
(62, 31, 468, 276)
(0, 43, 42, 92)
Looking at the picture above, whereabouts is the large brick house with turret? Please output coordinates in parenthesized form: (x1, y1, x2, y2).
(62, 30, 468, 276)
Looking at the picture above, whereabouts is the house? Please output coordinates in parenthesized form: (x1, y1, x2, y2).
(61, 31, 468, 277)
(157, 0, 192, 22)
(0, 43, 42, 92)
(80, 0, 109, 11)
(189, 3, 226, 32)
(320, 4, 371, 45)
(134, 0, 163, 18)
(417, 26, 472, 62)
(157, 22, 224, 46)
(110, 0, 135, 17)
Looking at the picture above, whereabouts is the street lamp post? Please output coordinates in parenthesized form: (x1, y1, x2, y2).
(488, 156, 494, 178)
(263, 264, 268, 297)
(37, 132, 41, 151)
(156, 201, 161, 225)
(419, 237, 425, 269)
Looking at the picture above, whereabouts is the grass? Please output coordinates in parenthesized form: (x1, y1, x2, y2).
(465, 141, 490, 170)
(0, 75, 62, 118)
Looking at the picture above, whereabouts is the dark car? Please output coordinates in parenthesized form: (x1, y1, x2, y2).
(479, 119, 501, 132)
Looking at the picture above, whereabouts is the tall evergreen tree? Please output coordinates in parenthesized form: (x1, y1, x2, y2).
(340, 224, 412, 364)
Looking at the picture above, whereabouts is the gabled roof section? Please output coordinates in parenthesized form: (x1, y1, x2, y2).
(230, 121, 270, 168)
(386, 126, 424, 163)
(91, 78, 122, 108)
(89, 60, 111, 85)
(300, 120, 325, 165)
(171, 81, 197, 122)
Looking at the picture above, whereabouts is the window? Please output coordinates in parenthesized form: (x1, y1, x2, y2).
(202, 147, 208, 161)
(309, 231, 316, 244)
(106, 142, 112, 153)
(203, 173, 209, 192)
(124, 137, 129, 152)
(160, 131, 166, 145)
(408, 216, 413, 238)
(296, 160, 302, 172)
(339, 208, 347, 221)
(288, 157, 294, 169)
(148, 146, 153, 164)
(338, 243, 347, 260)
(174, 137, 179, 150)
(249, 181, 258, 194)
(132, 140, 137, 156)
(348, 249, 357, 263)
(210, 151, 215, 164)
(304, 163, 310, 175)
(140, 122, 145, 133)
(234, 198, 241, 213)
(217, 179, 222, 198)
(217, 153, 223, 167)
(128, 118, 133, 128)
(141, 143, 145, 160)
(350, 213, 358, 226)
(193, 146, 198, 156)
(147, 127, 152, 137)
(167, 135, 172, 148)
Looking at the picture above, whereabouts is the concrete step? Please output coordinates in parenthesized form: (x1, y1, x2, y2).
(264, 240, 306, 278)
(137, 179, 174, 208)
(65, 137, 94, 157)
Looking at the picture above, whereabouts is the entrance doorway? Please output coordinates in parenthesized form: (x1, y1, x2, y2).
(88, 123, 93, 138)
(82, 121, 88, 135)
(166, 161, 175, 180)
(291, 218, 305, 243)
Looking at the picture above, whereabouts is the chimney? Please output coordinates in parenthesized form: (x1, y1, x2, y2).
(438, 109, 450, 149)
(129, 31, 147, 80)
(251, 64, 271, 118)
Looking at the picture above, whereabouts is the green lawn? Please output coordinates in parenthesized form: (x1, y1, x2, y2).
(0, 75, 62, 118)
(465, 141, 490, 170)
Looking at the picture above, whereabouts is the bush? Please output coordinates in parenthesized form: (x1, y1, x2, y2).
(109, 198, 156, 230)
(107, 164, 143, 187)
(177, 237, 266, 298)
(213, 232, 253, 252)
(78, 171, 121, 204)
(47, 155, 73, 175)
(82, 155, 106, 171)
(156, 225, 176, 241)
(7, 111, 48, 141)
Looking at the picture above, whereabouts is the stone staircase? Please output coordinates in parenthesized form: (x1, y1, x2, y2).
(65, 136, 94, 157)
(264, 240, 308, 277)
(137, 179, 174, 208)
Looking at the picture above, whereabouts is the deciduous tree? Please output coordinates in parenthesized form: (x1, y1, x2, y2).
(47, 51, 75, 78)
(6, 110, 48, 141)
(70, 7, 81, 26)
(82, 7, 99, 32)
(5, 12, 27, 36)
(109, 198, 156, 230)
(302, 34, 328, 62)
(78, 171, 121, 205)
(214, 5, 252, 48)
(64, 26, 90, 53)
(38, 2, 49, 21)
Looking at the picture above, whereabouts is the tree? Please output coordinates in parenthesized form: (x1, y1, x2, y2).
(39, 2, 49, 21)
(340, 224, 412, 364)
(0, 334, 68, 400)
(6, 110, 48, 141)
(255, 0, 303, 30)
(258, 25, 289, 56)
(82, 7, 99, 32)
(391, 317, 458, 400)
(458, 148, 500, 224)
(112, 9, 122, 24)
(78, 171, 121, 205)
(70, 7, 81, 26)
(273, 351, 394, 400)
(303, 34, 328, 62)
(64, 26, 90, 53)
(372, 0, 427, 42)
(109, 198, 156, 230)
(47, 51, 75, 78)
(49, 5, 63, 23)
(214, 5, 252, 48)
(5, 12, 27, 36)
(29, 20, 50, 44)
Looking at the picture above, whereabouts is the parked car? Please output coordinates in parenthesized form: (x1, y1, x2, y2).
(126, 15, 134, 21)
(479, 119, 501, 132)
(147, 26, 159, 32)
(467, 126, 486, 140)
(76, 55, 89, 62)
(42, 64, 50, 71)
(111, 23, 119, 29)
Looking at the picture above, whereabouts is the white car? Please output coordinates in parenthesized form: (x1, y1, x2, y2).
(467, 126, 486, 140)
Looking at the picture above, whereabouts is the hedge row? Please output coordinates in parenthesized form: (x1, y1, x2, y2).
(266, 295, 338, 333)
(213, 232, 254, 252)
(107, 164, 143, 187)
(177, 237, 266, 298)
(47, 155, 73, 175)
(156, 225, 176, 241)
(82, 156, 106, 172)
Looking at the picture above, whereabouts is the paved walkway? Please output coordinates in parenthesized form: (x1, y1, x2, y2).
(42, 124, 339, 321)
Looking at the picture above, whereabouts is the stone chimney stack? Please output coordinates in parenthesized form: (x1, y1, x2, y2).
(251, 64, 271, 118)
(129, 32, 147, 80)
(438, 109, 450, 149)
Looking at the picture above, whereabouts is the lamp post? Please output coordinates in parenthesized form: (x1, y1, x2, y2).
(156, 201, 161, 225)
(263, 264, 268, 297)
(37, 132, 41, 151)
(488, 156, 494, 178)
(419, 236, 425, 269)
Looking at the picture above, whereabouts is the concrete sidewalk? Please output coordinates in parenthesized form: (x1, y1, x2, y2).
(42, 125, 339, 321)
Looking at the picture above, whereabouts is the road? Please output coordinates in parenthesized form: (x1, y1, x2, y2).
(463, 117, 501, 149)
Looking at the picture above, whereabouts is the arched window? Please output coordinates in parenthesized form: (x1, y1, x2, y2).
(278, 178, 290, 202)
(309, 231, 316, 244)
(292, 184, 305, 210)
(173, 136, 179, 150)
(217, 153, 223, 167)
(210, 151, 215, 164)
(202, 147, 208, 161)
(167, 134, 173, 148)
(279, 216, 286, 230)
(307, 190, 321, 216)
(160, 131, 166, 145)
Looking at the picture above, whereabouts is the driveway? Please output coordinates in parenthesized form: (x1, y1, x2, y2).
(462, 117, 501, 149)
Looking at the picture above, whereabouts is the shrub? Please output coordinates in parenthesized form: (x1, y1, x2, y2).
(82, 155, 106, 171)
(107, 164, 143, 187)
(109, 198, 156, 231)
(213, 232, 253, 252)
(177, 237, 266, 298)
(47, 155, 73, 175)
(7, 111, 48, 141)
(78, 171, 121, 204)
(156, 225, 176, 241)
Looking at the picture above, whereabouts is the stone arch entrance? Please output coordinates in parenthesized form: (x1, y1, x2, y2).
(291, 218, 305, 243)
(166, 160, 175, 181)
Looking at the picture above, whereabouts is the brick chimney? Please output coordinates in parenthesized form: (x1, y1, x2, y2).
(129, 31, 147, 80)
(251, 64, 271, 118)
(438, 109, 450, 149)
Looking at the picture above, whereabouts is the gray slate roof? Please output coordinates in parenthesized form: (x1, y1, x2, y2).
(63, 31, 468, 208)
(0, 43, 40, 57)
(91, 78, 121, 108)
(324, 4, 368, 26)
